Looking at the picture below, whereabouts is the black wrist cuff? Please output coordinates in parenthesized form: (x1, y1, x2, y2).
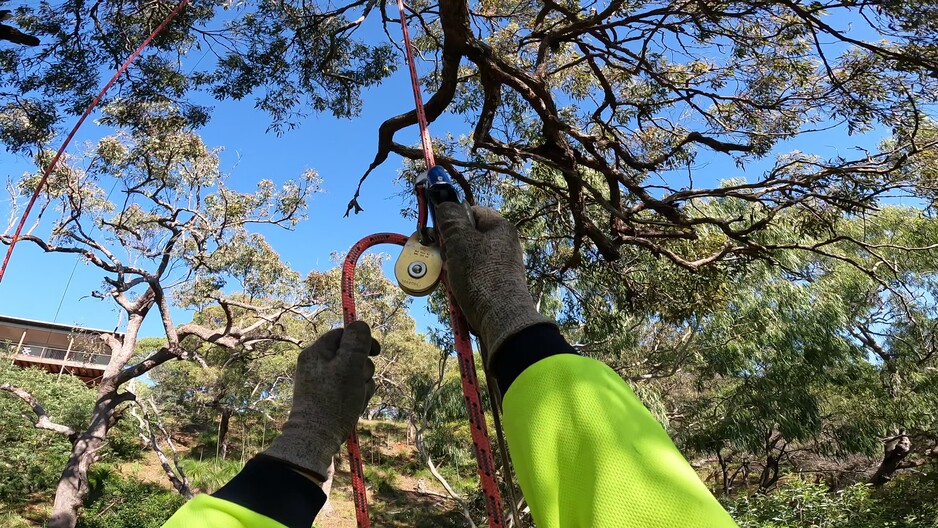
(213, 455, 327, 528)
(253, 452, 328, 483)
(492, 323, 578, 393)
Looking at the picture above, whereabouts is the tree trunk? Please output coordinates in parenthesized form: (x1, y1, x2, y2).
(218, 409, 231, 460)
(49, 432, 105, 528)
(758, 456, 780, 492)
(48, 386, 127, 528)
(130, 400, 193, 499)
(871, 434, 912, 486)
(717, 451, 730, 495)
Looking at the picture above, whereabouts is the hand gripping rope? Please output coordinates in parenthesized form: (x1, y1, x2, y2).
(0, 1, 511, 525)
(337, 1, 509, 527)
(341, 215, 508, 528)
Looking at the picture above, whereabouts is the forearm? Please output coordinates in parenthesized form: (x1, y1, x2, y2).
(162, 457, 327, 528)
(495, 326, 737, 528)
(163, 322, 376, 528)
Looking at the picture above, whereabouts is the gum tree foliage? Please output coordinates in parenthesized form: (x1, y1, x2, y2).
(146, 253, 435, 460)
(353, 0, 938, 271)
(524, 198, 938, 495)
(0, 0, 396, 152)
(1, 102, 320, 528)
(0, 0, 935, 269)
(142, 306, 306, 463)
(685, 207, 938, 492)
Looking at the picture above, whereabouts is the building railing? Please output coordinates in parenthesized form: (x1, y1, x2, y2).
(2, 338, 111, 367)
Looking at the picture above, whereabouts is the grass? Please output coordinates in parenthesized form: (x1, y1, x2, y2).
(0, 511, 30, 528)
(179, 458, 243, 494)
(364, 466, 399, 494)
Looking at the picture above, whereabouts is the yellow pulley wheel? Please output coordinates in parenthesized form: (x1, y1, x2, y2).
(394, 231, 443, 297)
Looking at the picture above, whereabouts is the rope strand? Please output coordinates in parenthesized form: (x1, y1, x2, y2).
(0, 0, 192, 286)
(395, 0, 435, 168)
(342, 233, 410, 528)
(387, 2, 508, 527)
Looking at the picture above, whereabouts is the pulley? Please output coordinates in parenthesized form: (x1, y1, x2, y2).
(394, 230, 443, 296)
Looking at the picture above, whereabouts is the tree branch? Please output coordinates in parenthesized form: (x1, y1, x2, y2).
(0, 384, 77, 439)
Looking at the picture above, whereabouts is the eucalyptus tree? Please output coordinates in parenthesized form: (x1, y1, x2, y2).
(509, 183, 938, 494)
(825, 208, 938, 486)
(1, 102, 319, 528)
(145, 305, 307, 462)
(631, 205, 938, 493)
(147, 254, 433, 460)
(0, 0, 396, 154)
(357, 1, 938, 274)
(3, 1, 936, 274)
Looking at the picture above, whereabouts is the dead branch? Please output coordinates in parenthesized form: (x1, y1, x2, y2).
(128, 395, 193, 499)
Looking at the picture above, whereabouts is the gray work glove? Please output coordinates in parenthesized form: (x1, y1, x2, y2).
(435, 202, 555, 368)
(261, 321, 379, 483)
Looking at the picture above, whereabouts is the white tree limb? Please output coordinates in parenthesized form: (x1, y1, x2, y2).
(0, 384, 76, 437)
(129, 397, 193, 499)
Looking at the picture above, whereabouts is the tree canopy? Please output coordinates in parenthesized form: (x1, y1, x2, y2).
(2, 0, 938, 526)
(3, 0, 938, 272)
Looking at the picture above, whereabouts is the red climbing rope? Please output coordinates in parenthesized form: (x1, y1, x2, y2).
(445, 292, 507, 527)
(395, 0, 435, 169)
(397, 0, 433, 239)
(339, 2, 507, 526)
(0, 0, 191, 287)
(341, 233, 507, 528)
(392, 4, 505, 519)
(342, 233, 409, 528)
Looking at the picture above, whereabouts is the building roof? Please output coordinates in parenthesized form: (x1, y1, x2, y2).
(0, 314, 124, 337)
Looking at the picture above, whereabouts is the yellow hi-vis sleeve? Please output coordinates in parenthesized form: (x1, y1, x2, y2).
(502, 354, 737, 528)
(163, 494, 287, 528)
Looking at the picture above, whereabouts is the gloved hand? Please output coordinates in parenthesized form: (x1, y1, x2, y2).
(435, 202, 555, 367)
(261, 321, 380, 483)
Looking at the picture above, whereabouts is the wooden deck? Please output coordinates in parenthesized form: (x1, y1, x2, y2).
(12, 354, 107, 384)
(7, 346, 109, 385)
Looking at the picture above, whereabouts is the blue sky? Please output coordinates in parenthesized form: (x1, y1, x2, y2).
(0, 7, 903, 339)
(0, 15, 467, 337)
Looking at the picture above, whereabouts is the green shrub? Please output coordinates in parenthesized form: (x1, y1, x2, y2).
(364, 466, 399, 494)
(104, 419, 147, 463)
(874, 463, 938, 528)
(179, 458, 242, 494)
(0, 364, 147, 508)
(77, 466, 186, 528)
(0, 365, 95, 506)
(424, 421, 474, 473)
(0, 436, 71, 505)
(727, 473, 938, 528)
(728, 480, 877, 528)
